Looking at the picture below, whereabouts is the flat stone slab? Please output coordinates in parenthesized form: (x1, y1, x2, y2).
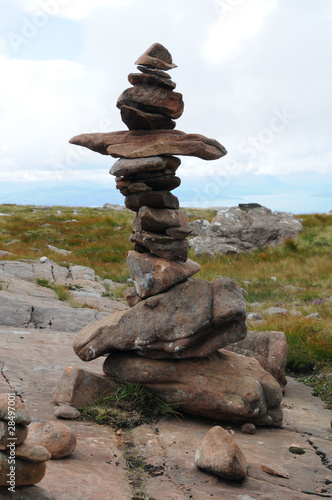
(0, 327, 331, 498)
(69, 129, 227, 160)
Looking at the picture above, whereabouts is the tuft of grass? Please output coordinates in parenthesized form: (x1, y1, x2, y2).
(80, 382, 182, 429)
(36, 278, 70, 302)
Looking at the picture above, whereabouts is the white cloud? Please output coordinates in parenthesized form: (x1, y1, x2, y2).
(203, 0, 278, 64)
(3, 0, 134, 19)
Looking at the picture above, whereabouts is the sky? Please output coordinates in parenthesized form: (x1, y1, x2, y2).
(0, 0, 331, 213)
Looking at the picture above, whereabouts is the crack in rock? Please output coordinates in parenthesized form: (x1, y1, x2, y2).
(307, 439, 332, 471)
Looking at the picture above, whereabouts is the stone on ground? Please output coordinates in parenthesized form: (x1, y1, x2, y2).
(52, 366, 120, 409)
(25, 422, 76, 459)
(195, 426, 248, 481)
(0, 452, 46, 486)
(103, 350, 283, 426)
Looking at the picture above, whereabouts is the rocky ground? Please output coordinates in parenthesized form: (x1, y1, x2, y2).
(0, 260, 331, 499)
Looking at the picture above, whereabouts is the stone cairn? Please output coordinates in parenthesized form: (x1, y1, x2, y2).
(69, 44, 283, 426)
(0, 394, 51, 495)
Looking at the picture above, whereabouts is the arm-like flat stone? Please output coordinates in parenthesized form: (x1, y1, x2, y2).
(69, 129, 227, 160)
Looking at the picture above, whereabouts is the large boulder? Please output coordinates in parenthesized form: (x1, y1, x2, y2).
(73, 278, 247, 361)
(103, 349, 283, 427)
(189, 205, 303, 256)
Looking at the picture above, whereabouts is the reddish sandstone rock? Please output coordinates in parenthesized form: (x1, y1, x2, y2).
(138, 65, 171, 79)
(26, 422, 76, 459)
(103, 350, 283, 427)
(123, 287, 142, 307)
(73, 278, 247, 362)
(133, 207, 188, 233)
(128, 72, 176, 90)
(129, 231, 189, 261)
(125, 190, 179, 212)
(52, 366, 120, 409)
(195, 426, 248, 480)
(69, 129, 227, 160)
(134, 43, 177, 71)
(117, 86, 184, 119)
(120, 105, 176, 130)
(126, 251, 200, 298)
(110, 155, 180, 177)
(225, 331, 288, 387)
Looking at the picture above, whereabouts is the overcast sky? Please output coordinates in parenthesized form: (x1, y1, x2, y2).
(0, 0, 331, 212)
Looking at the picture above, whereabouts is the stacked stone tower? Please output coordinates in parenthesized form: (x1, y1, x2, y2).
(69, 44, 283, 426)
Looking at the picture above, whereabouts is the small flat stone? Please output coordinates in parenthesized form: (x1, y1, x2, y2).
(120, 105, 176, 131)
(110, 155, 180, 177)
(134, 43, 177, 71)
(54, 405, 81, 420)
(127, 182, 152, 194)
(138, 65, 171, 79)
(128, 72, 176, 89)
(127, 250, 201, 298)
(143, 175, 181, 191)
(265, 307, 288, 316)
(130, 231, 189, 262)
(195, 426, 247, 480)
(125, 191, 179, 212)
(117, 85, 184, 119)
(165, 226, 192, 239)
(261, 464, 290, 479)
(134, 207, 188, 232)
(25, 421, 76, 459)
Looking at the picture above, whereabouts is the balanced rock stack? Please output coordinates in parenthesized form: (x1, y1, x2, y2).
(69, 44, 283, 427)
(0, 394, 51, 494)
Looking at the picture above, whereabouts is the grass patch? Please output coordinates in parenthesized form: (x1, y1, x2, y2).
(36, 278, 71, 302)
(80, 383, 182, 429)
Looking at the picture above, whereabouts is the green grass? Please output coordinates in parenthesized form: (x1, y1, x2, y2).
(1, 205, 331, 376)
(36, 278, 71, 302)
(80, 382, 182, 429)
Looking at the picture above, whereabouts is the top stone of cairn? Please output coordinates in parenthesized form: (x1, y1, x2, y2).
(135, 43, 177, 71)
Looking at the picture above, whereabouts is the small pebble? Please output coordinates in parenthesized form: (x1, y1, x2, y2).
(54, 405, 80, 420)
(241, 423, 256, 435)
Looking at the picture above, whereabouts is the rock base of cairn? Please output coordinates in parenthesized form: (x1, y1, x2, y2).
(0, 394, 50, 492)
(67, 43, 283, 427)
